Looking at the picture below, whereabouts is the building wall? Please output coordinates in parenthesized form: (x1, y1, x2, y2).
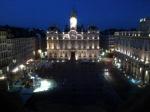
(47, 30, 100, 61)
(0, 30, 36, 73)
(114, 31, 150, 85)
(139, 18, 150, 32)
(0, 31, 11, 73)
(11, 37, 35, 64)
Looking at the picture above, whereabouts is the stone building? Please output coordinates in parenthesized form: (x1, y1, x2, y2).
(114, 19, 150, 86)
(0, 27, 36, 74)
(47, 11, 100, 61)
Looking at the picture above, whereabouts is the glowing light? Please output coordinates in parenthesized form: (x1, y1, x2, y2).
(104, 69, 108, 72)
(141, 59, 144, 62)
(92, 45, 95, 49)
(140, 19, 143, 22)
(33, 51, 35, 55)
(145, 70, 149, 84)
(62, 60, 65, 62)
(0, 76, 6, 80)
(75, 56, 78, 60)
(30, 76, 35, 79)
(117, 63, 121, 69)
(104, 71, 109, 76)
(70, 17, 77, 28)
(140, 67, 142, 73)
(145, 59, 149, 64)
(38, 49, 42, 54)
(51, 45, 54, 49)
(33, 79, 54, 93)
(19, 64, 25, 69)
(101, 52, 105, 56)
(12, 67, 19, 73)
(138, 34, 141, 37)
(119, 59, 121, 62)
(44, 52, 47, 56)
(68, 57, 71, 60)
(130, 78, 141, 85)
(146, 70, 148, 75)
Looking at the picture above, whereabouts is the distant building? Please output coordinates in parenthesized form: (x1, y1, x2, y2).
(29, 29, 46, 59)
(139, 17, 150, 32)
(114, 18, 150, 86)
(47, 11, 100, 61)
(101, 35, 115, 52)
(0, 27, 36, 74)
(0, 30, 11, 75)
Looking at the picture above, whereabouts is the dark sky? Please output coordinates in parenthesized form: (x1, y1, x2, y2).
(0, 0, 150, 30)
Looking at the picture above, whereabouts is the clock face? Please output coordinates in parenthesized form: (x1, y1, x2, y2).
(70, 17, 77, 28)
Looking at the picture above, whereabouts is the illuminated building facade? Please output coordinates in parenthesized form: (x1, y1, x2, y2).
(0, 28, 36, 74)
(47, 11, 100, 61)
(114, 18, 150, 86)
(139, 17, 150, 32)
(0, 30, 11, 75)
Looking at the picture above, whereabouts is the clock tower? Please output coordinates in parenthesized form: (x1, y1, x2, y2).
(70, 10, 77, 30)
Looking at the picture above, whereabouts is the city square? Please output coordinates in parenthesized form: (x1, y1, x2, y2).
(0, 0, 150, 112)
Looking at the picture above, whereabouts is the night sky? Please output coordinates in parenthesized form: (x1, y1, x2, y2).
(0, 0, 150, 30)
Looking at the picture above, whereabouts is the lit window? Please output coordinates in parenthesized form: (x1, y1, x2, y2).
(92, 45, 94, 49)
(86, 46, 89, 49)
(140, 19, 143, 22)
(138, 34, 141, 37)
